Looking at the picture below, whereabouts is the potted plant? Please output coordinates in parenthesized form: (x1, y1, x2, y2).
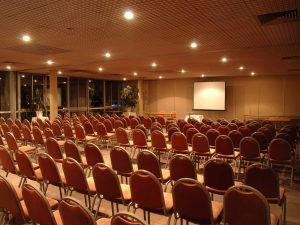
(120, 85, 139, 112)
(33, 88, 46, 118)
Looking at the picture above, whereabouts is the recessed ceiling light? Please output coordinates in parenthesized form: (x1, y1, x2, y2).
(201, 74, 205, 78)
(123, 77, 127, 81)
(24, 84, 27, 87)
(152, 62, 157, 67)
(89, 80, 92, 83)
(221, 57, 227, 63)
(190, 42, 198, 49)
(98, 67, 103, 71)
(6, 65, 11, 70)
(181, 69, 185, 74)
(133, 72, 138, 76)
(105, 52, 111, 58)
(239, 66, 244, 70)
(159, 75, 163, 79)
(251, 72, 255, 76)
(21, 74, 25, 78)
(34, 80, 37, 83)
(47, 60, 53, 65)
(0, 78, 2, 81)
(58, 71, 62, 74)
(63, 81, 67, 84)
(22, 34, 31, 42)
(124, 10, 134, 20)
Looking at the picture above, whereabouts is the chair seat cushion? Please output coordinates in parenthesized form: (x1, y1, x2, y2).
(96, 218, 111, 225)
(87, 177, 96, 194)
(53, 210, 64, 225)
(19, 145, 36, 153)
(120, 183, 132, 201)
(161, 169, 170, 183)
(163, 192, 173, 213)
(212, 201, 223, 222)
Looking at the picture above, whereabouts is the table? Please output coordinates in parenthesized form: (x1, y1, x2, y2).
(146, 112, 176, 119)
(31, 116, 49, 122)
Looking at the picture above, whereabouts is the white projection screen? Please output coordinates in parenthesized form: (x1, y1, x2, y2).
(193, 81, 226, 110)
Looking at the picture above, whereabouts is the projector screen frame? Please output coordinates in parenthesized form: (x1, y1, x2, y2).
(192, 81, 226, 111)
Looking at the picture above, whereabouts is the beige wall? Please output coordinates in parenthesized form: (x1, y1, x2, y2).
(143, 75, 300, 121)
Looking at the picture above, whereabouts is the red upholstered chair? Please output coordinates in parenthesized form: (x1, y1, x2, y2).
(151, 130, 171, 164)
(116, 127, 134, 151)
(268, 138, 294, 185)
(92, 163, 131, 217)
(227, 123, 238, 131)
(171, 132, 192, 155)
(38, 153, 67, 199)
(0, 146, 20, 181)
(258, 127, 274, 144)
(215, 135, 239, 167)
(238, 126, 252, 137)
(74, 125, 97, 145)
(129, 170, 173, 224)
(246, 123, 258, 134)
(6, 132, 36, 156)
(143, 117, 152, 130)
(156, 116, 166, 128)
(178, 121, 188, 133)
(130, 118, 139, 130)
(58, 197, 110, 225)
(11, 124, 24, 144)
(63, 123, 76, 140)
(228, 130, 243, 151)
(15, 119, 23, 130)
(132, 129, 151, 158)
(96, 122, 115, 148)
(64, 140, 88, 168)
(22, 124, 35, 145)
(84, 121, 97, 136)
(199, 124, 212, 135)
(114, 120, 125, 130)
(110, 146, 134, 184)
(167, 126, 180, 142)
(194, 121, 205, 132)
(192, 133, 215, 168)
(182, 123, 194, 136)
(224, 185, 279, 225)
(32, 126, 46, 150)
(185, 127, 199, 145)
(211, 122, 221, 130)
(84, 143, 105, 174)
(172, 178, 223, 225)
(1, 122, 11, 136)
(252, 131, 269, 154)
(206, 129, 220, 148)
(46, 137, 64, 163)
(217, 125, 231, 135)
(111, 212, 149, 225)
(204, 159, 235, 199)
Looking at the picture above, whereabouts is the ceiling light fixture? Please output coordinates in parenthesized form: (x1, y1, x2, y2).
(152, 62, 157, 67)
(105, 52, 111, 58)
(6, 65, 11, 70)
(239, 66, 244, 70)
(34, 80, 37, 83)
(21, 74, 25, 78)
(47, 60, 53, 65)
(190, 42, 198, 49)
(22, 34, 31, 42)
(98, 67, 103, 71)
(123, 77, 127, 81)
(133, 72, 138, 76)
(221, 57, 227, 63)
(159, 75, 163, 79)
(124, 10, 134, 20)
(58, 71, 62, 74)
(251, 72, 255, 76)
(201, 74, 205, 78)
(181, 69, 185, 74)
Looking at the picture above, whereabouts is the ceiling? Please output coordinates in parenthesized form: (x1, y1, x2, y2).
(0, 0, 299, 80)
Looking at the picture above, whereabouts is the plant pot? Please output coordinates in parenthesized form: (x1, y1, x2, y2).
(36, 110, 43, 118)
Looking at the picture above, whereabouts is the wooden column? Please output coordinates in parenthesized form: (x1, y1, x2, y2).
(49, 72, 58, 122)
(9, 72, 16, 119)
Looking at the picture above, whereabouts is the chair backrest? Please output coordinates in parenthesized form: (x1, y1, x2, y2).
(211, 122, 221, 130)
(83, 121, 95, 135)
(63, 123, 75, 139)
(132, 129, 147, 147)
(96, 122, 108, 137)
(111, 212, 149, 225)
(46, 137, 64, 161)
(22, 124, 33, 142)
(224, 185, 272, 225)
(156, 117, 166, 127)
(130, 170, 166, 213)
(62, 158, 89, 194)
(251, 131, 268, 151)
(171, 132, 188, 152)
(136, 124, 147, 137)
(150, 125, 162, 133)
(38, 153, 63, 186)
(238, 126, 252, 137)
(7, 118, 14, 128)
(143, 117, 152, 129)
(217, 125, 231, 135)
(151, 130, 167, 150)
(206, 129, 220, 147)
(203, 159, 234, 194)
(0, 146, 18, 174)
(22, 183, 57, 225)
(5, 132, 19, 152)
(23, 119, 31, 130)
(228, 130, 243, 149)
(178, 121, 187, 132)
(44, 128, 55, 139)
(192, 133, 210, 154)
(0, 175, 26, 222)
(215, 135, 234, 156)
(11, 124, 22, 139)
(59, 197, 96, 225)
(32, 126, 44, 145)
(84, 143, 104, 168)
(166, 123, 178, 132)
(64, 140, 83, 164)
(172, 178, 214, 224)
(110, 147, 133, 176)
(103, 119, 114, 133)
(168, 126, 180, 142)
(194, 121, 204, 132)
(116, 127, 130, 145)
(245, 163, 280, 203)
(114, 120, 125, 129)
(269, 138, 292, 162)
(15, 150, 36, 179)
(240, 136, 260, 159)
(130, 118, 139, 130)
(227, 123, 238, 131)
(136, 150, 162, 180)
(169, 154, 197, 181)
(246, 123, 257, 134)
(92, 163, 123, 201)
(74, 125, 86, 140)
(186, 128, 199, 145)
(258, 127, 273, 143)
(183, 123, 194, 136)
(1, 122, 11, 135)
(199, 124, 212, 135)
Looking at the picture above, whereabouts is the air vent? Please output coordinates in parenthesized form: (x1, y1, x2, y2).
(288, 69, 300, 72)
(2, 61, 22, 64)
(257, 9, 299, 25)
(281, 56, 300, 60)
(5, 44, 70, 55)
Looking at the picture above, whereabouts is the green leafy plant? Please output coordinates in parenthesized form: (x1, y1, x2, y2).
(33, 88, 46, 114)
(120, 85, 139, 109)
